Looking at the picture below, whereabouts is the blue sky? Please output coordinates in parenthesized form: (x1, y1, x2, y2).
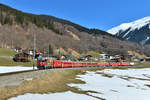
(0, 0, 150, 31)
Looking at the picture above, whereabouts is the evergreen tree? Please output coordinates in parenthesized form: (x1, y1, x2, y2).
(48, 44, 53, 56)
(0, 13, 5, 25)
(15, 14, 24, 24)
(4, 15, 13, 25)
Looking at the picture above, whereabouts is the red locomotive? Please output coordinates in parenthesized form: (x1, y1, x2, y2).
(37, 57, 131, 69)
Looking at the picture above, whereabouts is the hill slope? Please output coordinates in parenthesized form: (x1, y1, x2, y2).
(0, 3, 150, 56)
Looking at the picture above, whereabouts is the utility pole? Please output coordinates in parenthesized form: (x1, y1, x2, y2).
(48, 43, 50, 58)
(59, 37, 61, 59)
(33, 33, 36, 70)
(71, 51, 73, 61)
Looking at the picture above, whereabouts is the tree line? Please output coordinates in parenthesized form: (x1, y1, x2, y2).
(0, 4, 63, 35)
(0, 3, 118, 37)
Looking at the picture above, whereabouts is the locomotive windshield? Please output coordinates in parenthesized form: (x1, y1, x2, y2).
(37, 56, 46, 62)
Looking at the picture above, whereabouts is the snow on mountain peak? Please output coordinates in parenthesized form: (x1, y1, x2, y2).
(107, 16, 150, 35)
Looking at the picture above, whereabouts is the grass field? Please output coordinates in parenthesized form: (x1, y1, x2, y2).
(137, 61, 150, 66)
(0, 48, 33, 67)
(0, 57, 34, 67)
(0, 48, 16, 57)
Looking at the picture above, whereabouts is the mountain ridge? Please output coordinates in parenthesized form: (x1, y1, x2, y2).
(108, 17, 150, 35)
(107, 17, 150, 45)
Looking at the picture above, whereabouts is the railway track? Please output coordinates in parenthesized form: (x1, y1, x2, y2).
(0, 69, 38, 76)
(0, 65, 149, 77)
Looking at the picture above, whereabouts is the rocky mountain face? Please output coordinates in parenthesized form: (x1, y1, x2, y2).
(108, 17, 150, 45)
(0, 3, 150, 56)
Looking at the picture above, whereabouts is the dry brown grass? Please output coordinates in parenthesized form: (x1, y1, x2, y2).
(68, 48, 80, 58)
(54, 48, 68, 55)
(145, 84, 150, 88)
(96, 72, 114, 78)
(128, 51, 146, 59)
(66, 30, 80, 41)
(0, 69, 103, 100)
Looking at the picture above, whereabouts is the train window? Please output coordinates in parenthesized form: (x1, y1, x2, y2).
(37, 57, 47, 62)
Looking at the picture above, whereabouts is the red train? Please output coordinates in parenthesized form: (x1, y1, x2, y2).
(37, 57, 131, 69)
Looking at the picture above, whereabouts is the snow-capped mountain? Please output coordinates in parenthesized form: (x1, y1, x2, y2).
(107, 17, 150, 45)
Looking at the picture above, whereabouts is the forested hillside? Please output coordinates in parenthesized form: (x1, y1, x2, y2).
(0, 3, 150, 57)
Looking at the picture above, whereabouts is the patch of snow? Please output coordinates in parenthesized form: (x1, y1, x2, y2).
(107, 16, 150, 35)
(98, 68, 150, 79)
(126, 36, 131, 40)
(145, 36, 150, 42)
(122, 30, 130, 38)
(130, 62, 135, 65)
(107, 23, 132, 35)
(0, 66, 33, 74)
(25, 78, 33, 81)
(141, 36, 150, 45)
(68, 69, 150, 100)
(9, 91, 98, 100)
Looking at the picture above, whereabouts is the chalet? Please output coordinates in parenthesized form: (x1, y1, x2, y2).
(13, 52, 31, 62)
(99, 54, 109, 60)
(13, 47, 22, 53)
